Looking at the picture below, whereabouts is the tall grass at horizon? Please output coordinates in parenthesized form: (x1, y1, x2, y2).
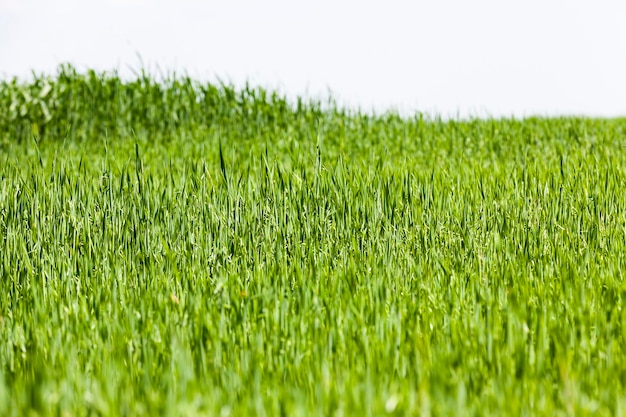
(1, 67, 626, 416)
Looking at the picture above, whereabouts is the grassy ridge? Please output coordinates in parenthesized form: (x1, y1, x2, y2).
(1, 68, 626, 416)
(0, 64, 323, 146)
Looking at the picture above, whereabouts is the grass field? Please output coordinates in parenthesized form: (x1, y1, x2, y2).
(1, 66, 626, 416)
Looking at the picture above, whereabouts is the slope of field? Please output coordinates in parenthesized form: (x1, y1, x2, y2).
(1, 67, 626, 416)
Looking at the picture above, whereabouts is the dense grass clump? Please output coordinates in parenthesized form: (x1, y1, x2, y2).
(1, 67, 626, 416)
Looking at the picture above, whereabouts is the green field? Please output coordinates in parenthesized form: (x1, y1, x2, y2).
(1, 66, 626, 416)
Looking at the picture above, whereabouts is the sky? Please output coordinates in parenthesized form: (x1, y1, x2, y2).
(1, 0, 625, 118)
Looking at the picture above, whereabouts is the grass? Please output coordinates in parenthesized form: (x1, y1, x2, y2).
(1, 66, 626, 416)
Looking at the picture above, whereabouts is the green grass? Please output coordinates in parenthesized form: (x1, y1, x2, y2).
(1, 66, 626, 416)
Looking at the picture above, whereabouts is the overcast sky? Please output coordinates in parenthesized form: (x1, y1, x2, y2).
(1, 0, 625, 118)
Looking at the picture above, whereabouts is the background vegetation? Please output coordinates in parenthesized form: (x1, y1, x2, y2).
(1, 66, 626, 416)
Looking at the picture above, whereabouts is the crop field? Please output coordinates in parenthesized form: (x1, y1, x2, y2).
(1, 66, 626, 416)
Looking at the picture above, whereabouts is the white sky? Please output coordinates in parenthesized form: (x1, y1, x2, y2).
(1, 0, 625, 118)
